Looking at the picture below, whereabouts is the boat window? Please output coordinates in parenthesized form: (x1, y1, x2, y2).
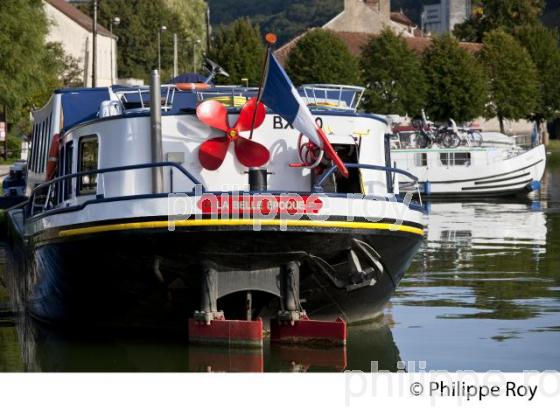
(415, 153, 427, 167)
(78, 136, 98, 195)
(440, 152, 471, 166)
(30, 124, 36, 172)
(64, 141, 73, 200)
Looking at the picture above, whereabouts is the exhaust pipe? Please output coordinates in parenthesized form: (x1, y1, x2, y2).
(150, 69, 164, 194)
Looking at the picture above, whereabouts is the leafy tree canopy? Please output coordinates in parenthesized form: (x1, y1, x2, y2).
(454, 0, 545, 42)
(422, 35, 488, 122)
(360, 29, 427, 116)
(0, 0, 79, 137)
(208, 0, 343, 45)
(79, 0, 207, 82)
(514, 24, 560, 121)
(209, 19, 265, 86)
(286, 29, 360, 85)
(480, 29, 539, 131)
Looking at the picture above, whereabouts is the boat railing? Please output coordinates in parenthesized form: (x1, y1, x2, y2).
(26, 161, 205, 218)
(196, 86, 259, 107)
(115, 85, 177, 112)
(299, 84, 365, 112)
(312, 163, 422, 203)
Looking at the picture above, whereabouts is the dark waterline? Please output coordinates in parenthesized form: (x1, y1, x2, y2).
(1, 158, 559, 372)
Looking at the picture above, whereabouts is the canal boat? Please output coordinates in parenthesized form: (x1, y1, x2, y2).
(4, 61, 424, 346)
(390, 125, 546, 199)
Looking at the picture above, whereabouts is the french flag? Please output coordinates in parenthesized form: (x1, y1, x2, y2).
(259, 51, 348, 177)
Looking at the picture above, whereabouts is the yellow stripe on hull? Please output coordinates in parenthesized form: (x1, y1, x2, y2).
(58, 219, 425, 238)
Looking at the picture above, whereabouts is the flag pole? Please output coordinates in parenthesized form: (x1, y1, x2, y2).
(249, 33, 277, 140)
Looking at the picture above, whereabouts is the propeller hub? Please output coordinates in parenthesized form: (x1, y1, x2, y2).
(227, 128, 239, 141)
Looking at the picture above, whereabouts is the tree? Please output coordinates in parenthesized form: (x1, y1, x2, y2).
(422, 35, 487, 123)
(0, 0, 50, 130)
(454, 0, 545, 42)
(360, 29, 427, 116)
(480, 30, 539, 133)
(286, 29, 360, 85)
(209, 19, 265, 86)
(515, 24, 560, 143)
(45, 42, 84, 88)
(208, 0, 343, 45)
(79, 0, 207, 82)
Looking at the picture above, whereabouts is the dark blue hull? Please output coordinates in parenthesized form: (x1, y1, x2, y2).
(5, 222, 422, 330)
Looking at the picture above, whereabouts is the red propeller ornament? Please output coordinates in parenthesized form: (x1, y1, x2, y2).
(196, 98, 270, 170)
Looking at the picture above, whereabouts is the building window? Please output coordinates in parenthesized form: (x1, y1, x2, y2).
(78, 136, 98, 195)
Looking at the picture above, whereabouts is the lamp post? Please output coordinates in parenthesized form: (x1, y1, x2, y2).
(92, 0, 98, 87)
(157, 25, 167, 73)
(193, 39, 201, 73)
(109, 16, 120, 85)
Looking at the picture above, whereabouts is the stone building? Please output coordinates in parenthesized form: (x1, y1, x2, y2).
(422, 0, 472, 34)
(44, 0, 117, 87)
(324, 0, 418, 37)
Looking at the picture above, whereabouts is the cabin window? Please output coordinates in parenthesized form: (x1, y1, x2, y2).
(78, 136, 98, 195)
(415, 153, 427, 167)
(64, 141, 73, 200)
(30, 124, 36, 172)
(440, 152, 471, 166)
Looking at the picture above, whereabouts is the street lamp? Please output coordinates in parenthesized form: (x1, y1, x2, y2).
(157, 25, 167, 73)
(193, 39, 201, 73)
(109, 16, 120, 84)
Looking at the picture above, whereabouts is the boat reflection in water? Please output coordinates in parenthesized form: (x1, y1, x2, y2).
(392, 197, 559, 371)
(14, 313, 402, 372)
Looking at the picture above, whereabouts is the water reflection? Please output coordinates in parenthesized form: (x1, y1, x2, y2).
(1, 165, 560, 372)
(10, 313, 401, 372)
(392, 183, 560, 370)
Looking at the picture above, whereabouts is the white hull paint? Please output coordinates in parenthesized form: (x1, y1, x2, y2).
(392, 145, 546, 197)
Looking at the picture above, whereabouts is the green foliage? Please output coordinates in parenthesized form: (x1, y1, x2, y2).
(480, 30, 539, 128)
(360, 29, 427, 116)
(454, 0, 545, 42)
(422, 35, 488, 122)
(0, 0, 50, 129)
(515, 24, 560, 121)
(286, 29, 360, 85)
(208, 0, 343, 45)
(80, 0, 207, 82)
(209, 19, 265, 86)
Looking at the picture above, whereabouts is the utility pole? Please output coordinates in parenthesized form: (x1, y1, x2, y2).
(173, 33, 178, 78)
(1, 105, 7, 161)
(92, 0, 98, 87)
(206, 5, 211, 54)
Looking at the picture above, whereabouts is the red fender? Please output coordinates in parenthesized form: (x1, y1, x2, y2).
(46, 133, 61, 181)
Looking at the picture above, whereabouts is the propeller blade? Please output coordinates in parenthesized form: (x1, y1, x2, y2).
(198, 137, 230, 170)
(234, 137, 270, 168)
(235, 98, 266, 132)
(196, 100, 230, 132)
(316, 127, 349, 178)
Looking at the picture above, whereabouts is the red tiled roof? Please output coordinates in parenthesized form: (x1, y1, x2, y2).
(45, 0, 114, 37)
(275, 29, 482, 65)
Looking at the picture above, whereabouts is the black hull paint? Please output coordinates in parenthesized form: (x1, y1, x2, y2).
(5, 223, 422, 330)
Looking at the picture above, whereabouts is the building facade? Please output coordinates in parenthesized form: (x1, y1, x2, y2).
(44, 0, 117, 87)
(422, 0, 472, 34)
(324, 0, 418, 37)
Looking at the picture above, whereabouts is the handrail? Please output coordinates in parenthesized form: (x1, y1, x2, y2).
(28, 161, 205, 217)
(312, 163, 418, 193)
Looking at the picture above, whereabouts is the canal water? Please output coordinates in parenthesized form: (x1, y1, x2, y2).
(1, 157, 559, 372)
